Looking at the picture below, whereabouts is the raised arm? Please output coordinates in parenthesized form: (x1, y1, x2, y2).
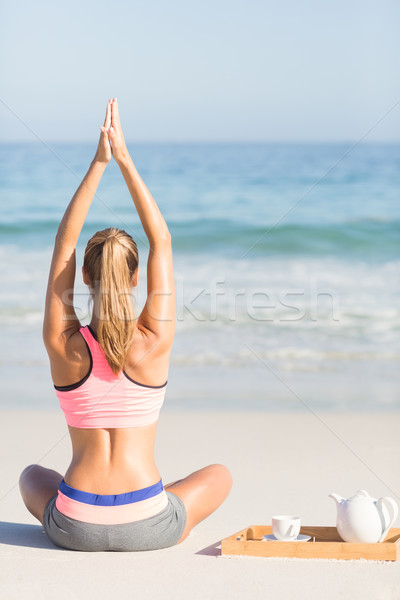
(43, 101, 112, 351)
(108, 99, 175, 348)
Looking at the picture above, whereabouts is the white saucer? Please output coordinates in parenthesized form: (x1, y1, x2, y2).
(262, 534, 311, 542)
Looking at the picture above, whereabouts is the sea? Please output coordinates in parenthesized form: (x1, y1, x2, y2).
(0, 142, 399, 412)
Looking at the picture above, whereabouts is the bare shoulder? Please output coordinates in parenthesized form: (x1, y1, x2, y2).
(46, 326, 91, 387)
(124, 326, 171, 387)
(65, 328, 91, 360)
(45, 325, 86, 358)
(128, 326, 172, 363)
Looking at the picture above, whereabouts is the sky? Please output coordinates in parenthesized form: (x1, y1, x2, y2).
(0, 0, 399, 142)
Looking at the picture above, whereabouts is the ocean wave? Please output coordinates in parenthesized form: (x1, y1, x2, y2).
(1, 344, 398, 369)
(0, 218, 399, 258)
(171, 346, 400, 368)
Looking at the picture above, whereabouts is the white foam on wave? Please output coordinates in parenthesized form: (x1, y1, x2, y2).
(1, 245, 399, 368)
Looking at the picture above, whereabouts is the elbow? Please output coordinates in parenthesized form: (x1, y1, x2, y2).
(151, 228, 171, 247)
(161, 228, 172, 243)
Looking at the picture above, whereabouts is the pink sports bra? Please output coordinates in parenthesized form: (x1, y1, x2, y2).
(54, 325, 167, 429)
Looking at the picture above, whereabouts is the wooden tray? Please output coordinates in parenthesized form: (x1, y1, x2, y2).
(221, 526, 400, 561)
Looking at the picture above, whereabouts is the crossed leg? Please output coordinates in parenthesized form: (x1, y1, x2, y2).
(163, 463, 233, 543)
(19, 462, 233, 542)
(19, 464, 63, 526)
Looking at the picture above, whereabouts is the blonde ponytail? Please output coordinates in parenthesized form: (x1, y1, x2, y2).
(83, 228, 138, 374)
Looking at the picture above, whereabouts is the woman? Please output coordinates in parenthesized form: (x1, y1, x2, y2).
(19, 99, 232, 551)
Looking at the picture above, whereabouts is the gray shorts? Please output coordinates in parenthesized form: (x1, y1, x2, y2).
(42, 490, 187, 552)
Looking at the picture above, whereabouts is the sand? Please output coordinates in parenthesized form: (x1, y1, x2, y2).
(0, 409, 399, 600)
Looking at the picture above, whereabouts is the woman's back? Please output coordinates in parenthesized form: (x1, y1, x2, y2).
(57, 324, 169, 494)
(64, 420, 160, 494)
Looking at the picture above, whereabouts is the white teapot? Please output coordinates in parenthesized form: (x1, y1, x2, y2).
(329, 489, 398, 543)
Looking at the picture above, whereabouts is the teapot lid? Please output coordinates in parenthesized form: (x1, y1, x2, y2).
(348, 489, 375, 502)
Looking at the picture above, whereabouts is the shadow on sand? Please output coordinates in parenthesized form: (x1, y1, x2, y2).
(0, 521, 62, 550)
(195, 539, 221, 557)
(1, 521, 225, 556)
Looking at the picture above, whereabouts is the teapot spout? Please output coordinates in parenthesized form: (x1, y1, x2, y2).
(328, 493, 344, 507)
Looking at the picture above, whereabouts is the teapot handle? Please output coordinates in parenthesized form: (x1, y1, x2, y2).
(376, 497, 399, 542)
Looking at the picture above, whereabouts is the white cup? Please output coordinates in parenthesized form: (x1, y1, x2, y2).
(272, 515, 301, 541)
